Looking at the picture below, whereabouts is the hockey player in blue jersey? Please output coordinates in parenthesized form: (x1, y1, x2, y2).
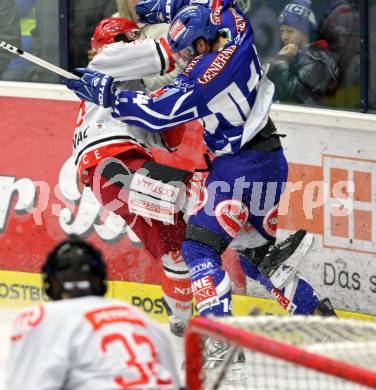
(65, 0, 336, 332)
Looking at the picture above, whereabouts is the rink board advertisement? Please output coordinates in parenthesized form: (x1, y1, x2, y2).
(1, 269, 374, 322)
(0, 84, 375, 316)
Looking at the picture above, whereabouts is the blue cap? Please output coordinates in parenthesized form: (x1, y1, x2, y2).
(278, 0, 317, 36)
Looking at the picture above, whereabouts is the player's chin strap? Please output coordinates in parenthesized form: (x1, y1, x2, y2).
(239, 230, 314, 290)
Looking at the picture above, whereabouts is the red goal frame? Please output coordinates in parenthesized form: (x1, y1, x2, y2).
(185, 316, 376, 390)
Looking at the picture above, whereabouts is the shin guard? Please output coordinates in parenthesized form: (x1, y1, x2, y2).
(160, 251, 193, 322)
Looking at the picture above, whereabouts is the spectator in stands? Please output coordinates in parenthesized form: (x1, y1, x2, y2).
(3, 0, 62, 83)
(316, 0, 359, 108)
(28, 0, 60, 82)
(0, 0, 20, 79)
(369, 2, 376, 111)
(69, 0, 117, 69)
(267, 0, 339, 106)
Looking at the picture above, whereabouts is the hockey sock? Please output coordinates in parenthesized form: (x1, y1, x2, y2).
(183, 240, 232, 317)
(160, 251, 193, 322)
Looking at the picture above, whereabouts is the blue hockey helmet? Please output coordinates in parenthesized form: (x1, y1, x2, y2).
(167, 5, 218, 53)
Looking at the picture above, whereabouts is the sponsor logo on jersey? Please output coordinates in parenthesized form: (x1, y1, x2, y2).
(191, 261, 214, 276)
(262, 204, 279, 238)
(174, 301, 192, 311)
(169, 19, 186, 42)
(133, 174, 178, 201)
(192, 275, 219, 311)
(198, 45, 237, 85)
(171, 79, 195, 92)
(174, 286, 193, 296)
(182, 55, 203, 77)
(150, 88, 168, 98)
(210, 7, 223, 25)
(73, 127, 88, 149)
(85, 306, 146, 330)
(228, 8, 246, 33)
(215, 199, 249, 237)
(271, 288, 297, 314)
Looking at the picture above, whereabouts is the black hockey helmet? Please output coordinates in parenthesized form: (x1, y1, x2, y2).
(42, 235, 107, 300)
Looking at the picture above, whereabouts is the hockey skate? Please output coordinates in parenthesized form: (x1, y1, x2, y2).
(314, 297, 337, 317)
(161, 297, 190, 337)
(203, 338, 245, 369)
(259, 229, 314, 290)
(168, 314, 188, 337)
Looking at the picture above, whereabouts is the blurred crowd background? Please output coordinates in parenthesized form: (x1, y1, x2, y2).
(1, 0, 375, 113)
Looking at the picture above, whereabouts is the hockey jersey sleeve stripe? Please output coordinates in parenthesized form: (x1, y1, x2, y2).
(74, 135, 149, 165)
(154, 41, 166, 76)
(159, 37, 175, 74)
(112, 88, 200, 133)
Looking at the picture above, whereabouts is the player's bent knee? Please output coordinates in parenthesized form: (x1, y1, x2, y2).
(182, 239, 220, 267)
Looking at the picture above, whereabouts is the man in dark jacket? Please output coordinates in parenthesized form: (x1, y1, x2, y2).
(268, 0, 338, 106)
(0, 0, 20, 79)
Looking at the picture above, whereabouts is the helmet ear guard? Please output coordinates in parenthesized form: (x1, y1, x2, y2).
(42, 235, 107, 300)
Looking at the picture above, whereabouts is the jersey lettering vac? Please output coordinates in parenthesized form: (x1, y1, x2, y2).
(72, 38, 175, 178)
(111, 5, 274, 156)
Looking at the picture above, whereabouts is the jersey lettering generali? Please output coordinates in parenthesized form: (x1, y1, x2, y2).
(72, 38, 175, 178)
(7, 296, 180, 390)
(110, 3, 274, 156)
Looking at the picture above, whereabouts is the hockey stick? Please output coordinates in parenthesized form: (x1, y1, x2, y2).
(0, 41, 79, 80)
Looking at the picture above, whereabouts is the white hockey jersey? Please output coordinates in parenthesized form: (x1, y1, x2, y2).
(72, 37, 176, 179)
(7, 296, 180, 390)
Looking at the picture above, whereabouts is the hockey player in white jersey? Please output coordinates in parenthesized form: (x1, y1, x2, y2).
(6, 236, 181, 390)
(73, 17, 198, 337)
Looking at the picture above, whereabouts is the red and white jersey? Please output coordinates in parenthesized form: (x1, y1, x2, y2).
(7, 297, 180, 390)
(72, 38, 175, 178)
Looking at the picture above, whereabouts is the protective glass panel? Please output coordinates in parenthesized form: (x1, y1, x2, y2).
(368, 1, 376, 112)
(243, 0, 360, 111)
(68, 0, 117, 70)
(0, 0, 60, 83)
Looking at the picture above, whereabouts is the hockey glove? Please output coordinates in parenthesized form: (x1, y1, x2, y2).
(64, 68, 114, 108)
(136, 0, 187, 23)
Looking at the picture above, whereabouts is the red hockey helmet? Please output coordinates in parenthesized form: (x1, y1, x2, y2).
(91, 17, 142, 53)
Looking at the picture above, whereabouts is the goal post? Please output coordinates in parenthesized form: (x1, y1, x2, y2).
(185, 316, 376, 390)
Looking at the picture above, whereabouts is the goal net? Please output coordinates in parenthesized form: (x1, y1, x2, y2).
(184, 315, 376, 390)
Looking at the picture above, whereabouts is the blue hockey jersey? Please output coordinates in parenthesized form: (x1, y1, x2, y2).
(111, 3, 275, 156)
